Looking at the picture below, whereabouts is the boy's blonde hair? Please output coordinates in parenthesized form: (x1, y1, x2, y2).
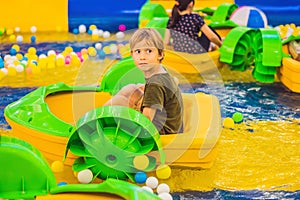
(129, 28, 164, 62)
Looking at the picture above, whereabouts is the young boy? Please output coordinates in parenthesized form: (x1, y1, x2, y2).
(105, 28, 184, 134)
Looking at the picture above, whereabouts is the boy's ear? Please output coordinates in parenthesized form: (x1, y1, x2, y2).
(158, 51, 164, 61)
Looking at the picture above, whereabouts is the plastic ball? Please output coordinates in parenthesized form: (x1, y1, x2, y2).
(230, 6, 268, 28)
(223, 117, 235, 129)
(116, 31, 125, 39)
(157, 183, 170, 194)
(57, 182, 67, 186)
(103, 31, 110, 39)
(145, 176, 158, 189)
(65, 46, 73, 53)
(232, 112, 243, 123)
(1, 68, 8, 75)
(12, 44, 20, 52)
(77, 169, 93, 184)
(30, 35, 36, 43)
(87, 29, 93, 35)
(103, 46, 111, 54)
(15, 65, 24, 72)
(47, 50, 56, 56)
(98, 50, 106, 60)
(0, 61, 4, 68)
(156, 164, 171, 180)
(95, 43, 102, 50)
(89, 24, 97, 30)
(7, 67, 17, 76)
(98, 29, 104, 37)
(6, 29, 14, 35)
(158, 192, 173, 200)
(141, 186, 153, 194)
(73, 28, 79, 34)
(0, 69, 6, 80)
(92, 29, 99, 35)
(88, 47, 97, 57)
(16, 35, 23, 43)
(78, 24, 87, 33)
(28, 47, 37, 55)
(110, 44, 118, 54)
(134, 171, 147, 184)
(9, 35, 16, 42)
(51, 160, 64, 172)
(91, 34, 99, 41)
(14, 27, 21, 32)
(10, 48, 17, 56)
(30, 26, 37, 33)
(133, 155, 149, 170)
(118, 24, 126, 32)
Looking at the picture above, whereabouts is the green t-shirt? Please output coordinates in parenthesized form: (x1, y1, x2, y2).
(142, 73, 184, 134)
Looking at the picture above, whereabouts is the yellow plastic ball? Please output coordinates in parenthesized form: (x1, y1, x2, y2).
(28, 47, 37, 55)
(7, 67, 17, 76)
(0, 70, 6, 80)
(16, 53, 23, 60)
(92, 34, 99, 41)
(56, 58, 65, 67)
(156, 164, 171, 180)
(103, 46, 111, 54)
(65, 46, 73, 54)
(31, 65, 41, 74)
(133, 155, 149, 170)
(223, 117, 235, 129)
(12, 44, 20, 52)
(51, 160, 64, 173)
(9, 35, 16, 42)
(89, 24, 97, 30)
(6, 28, 14, 35)
(88, 47, 97, 57)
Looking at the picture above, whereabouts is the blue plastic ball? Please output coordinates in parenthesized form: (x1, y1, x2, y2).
(72, 28, 79, 34)
(57, 181, 67, 186)
(10, 48, 17, 55)
(87, 29, 93, 35)
(0, 61, 4, 68)
(134, 171, 147, 184)
(30, 35, 36, 43)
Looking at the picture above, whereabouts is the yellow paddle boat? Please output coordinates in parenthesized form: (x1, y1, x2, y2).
(278, 37, 300, 93)
(4, 62, 222, 181)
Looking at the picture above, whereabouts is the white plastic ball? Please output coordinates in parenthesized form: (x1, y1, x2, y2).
(157, 183, 170, 194)
(146, 176, 159, 189)
(15, 27, 21, 33)
(15, 65, 24, 72)
(1, 68, 8, 75)
(103, 31, 110, 39)
(98, 29, 104, 37)
(110, 44, 118, 54)
(95, 43, 102, 50)
(116, 31, 125, 39)
(47, 50, 56, 56)
(77, 169, 93, 184)
(16, 35, 23, 43)
(141, 186, 153, 194)
(92, 29, 99, 35)
(158, 192, 173, 200)
(30, 26, 37, 33)
(39, 54, 47, 59)
(56, 54, 65, 59)
(4, 55, 11, 61)
(21, 60, 28, 66)
(79, 24, 87, 33)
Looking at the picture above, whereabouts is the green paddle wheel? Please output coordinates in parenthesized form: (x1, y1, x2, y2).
(219, 26, 282, 82)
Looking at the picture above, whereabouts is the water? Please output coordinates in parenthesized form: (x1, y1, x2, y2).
(1, 39, 300, 199)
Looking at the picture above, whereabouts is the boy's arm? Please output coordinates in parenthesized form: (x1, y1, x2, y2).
(142, 107, 157, 121)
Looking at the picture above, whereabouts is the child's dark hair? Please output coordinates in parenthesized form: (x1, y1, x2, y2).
(167, 0, 195, 29)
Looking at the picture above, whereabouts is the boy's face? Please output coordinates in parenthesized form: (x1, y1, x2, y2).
(131, 40, 163, 72)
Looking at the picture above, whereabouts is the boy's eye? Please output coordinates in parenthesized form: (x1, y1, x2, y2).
(134, 50, 141, 54)
(146, 49, 152, 53)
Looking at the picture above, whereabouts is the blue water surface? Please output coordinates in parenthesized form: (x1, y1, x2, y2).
(1, 82, 300, 199)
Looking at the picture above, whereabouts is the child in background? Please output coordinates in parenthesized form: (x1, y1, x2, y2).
(164, 0, 222, 54)
(105, 28, 184, 134)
